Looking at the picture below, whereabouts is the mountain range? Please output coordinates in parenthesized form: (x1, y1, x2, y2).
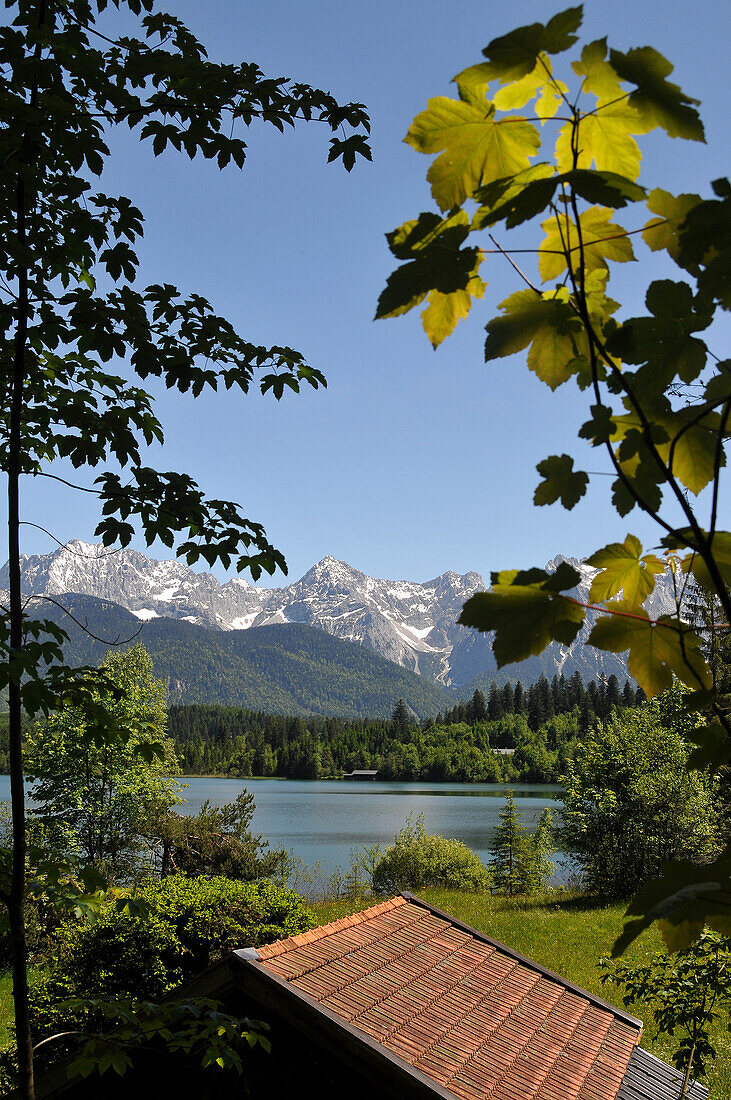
(1, 540, 681, 711)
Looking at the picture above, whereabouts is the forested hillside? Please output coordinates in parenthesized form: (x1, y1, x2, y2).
(31, 594, 447, 718)
(168, 674, 642, 782)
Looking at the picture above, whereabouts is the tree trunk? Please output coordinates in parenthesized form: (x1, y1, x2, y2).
(9, 165, 34, 1099)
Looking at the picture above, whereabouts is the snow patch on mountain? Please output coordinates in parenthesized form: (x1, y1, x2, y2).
(1, 541, 681, 687)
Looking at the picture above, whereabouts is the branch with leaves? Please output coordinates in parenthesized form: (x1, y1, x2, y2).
(377, 4, 730, 951)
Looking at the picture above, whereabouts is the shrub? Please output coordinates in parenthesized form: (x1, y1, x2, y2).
(27, 875, 314, 1062)
(371, 815, 490, 894)
(560, 692, 721, 898)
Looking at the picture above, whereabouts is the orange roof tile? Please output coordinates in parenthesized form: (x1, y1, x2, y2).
(249, 895, 641, 1100)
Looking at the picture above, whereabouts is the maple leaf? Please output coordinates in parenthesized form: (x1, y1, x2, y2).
(586, 533, 665, 605)
(405, 96, 540, 211)
(538, 206, 634, 281)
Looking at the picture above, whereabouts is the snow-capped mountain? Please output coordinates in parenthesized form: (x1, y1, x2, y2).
(1, 541, 680, 688)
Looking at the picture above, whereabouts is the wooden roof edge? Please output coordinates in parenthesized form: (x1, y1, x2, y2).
(256, 894, 408, 959)
(399, 892, 644, 1033)
(231, 951, 462, 1100)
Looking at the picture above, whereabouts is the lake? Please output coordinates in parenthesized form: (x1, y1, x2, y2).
(0, 777, 572, 885)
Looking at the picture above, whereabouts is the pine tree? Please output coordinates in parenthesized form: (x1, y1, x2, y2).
(488, 684, 502, 720)
(491, 792, 528, 896)
(471, 689, 488, 722)
(622, 681, 636, 707)
(606, 674, 622, 713)
(391, 698, 411, 736)
(513, 682, 525, 713)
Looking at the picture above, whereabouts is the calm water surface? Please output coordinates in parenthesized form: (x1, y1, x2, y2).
(0, 776, 570, 882)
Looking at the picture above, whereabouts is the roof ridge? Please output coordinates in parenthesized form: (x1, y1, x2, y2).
(257, 895, 407, 960)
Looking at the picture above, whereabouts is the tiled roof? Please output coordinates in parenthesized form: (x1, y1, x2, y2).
(250, 895, 641, 1100)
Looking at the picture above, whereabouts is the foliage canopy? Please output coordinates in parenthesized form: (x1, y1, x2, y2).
(378, 3, 730, 950)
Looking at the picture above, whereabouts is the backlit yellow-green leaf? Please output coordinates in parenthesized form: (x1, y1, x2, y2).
(484, 289, 587, 389)
(421, 271, 485, 348)
(586, 533, 665, 605)
(491, 52, 568, 119)
(587, 602, 710, 697)
(572, 37, 623, 101)
(405, 96, 540, 211)
(555, 103, 645, 180)
(459, 583, 585, 667)
(678, 531, 731, 591)
(654, 407, 723, 494)
(642, 189, 702, 260)
(613, 849, 731, 955)
(538, 207, 635, 281)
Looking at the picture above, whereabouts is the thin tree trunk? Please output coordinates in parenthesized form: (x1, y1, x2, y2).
(9, 163, 34, 1100)
(679, 1039, 696, 1100)
(8, 6, 47, 1095)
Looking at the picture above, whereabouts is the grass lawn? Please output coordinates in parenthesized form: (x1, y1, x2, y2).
(310, 890, 730, 1099)
(0, 969, 13, 1048)
(1, 892, 728, 1097)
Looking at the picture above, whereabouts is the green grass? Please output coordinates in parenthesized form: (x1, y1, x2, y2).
(0, 970, 13, 1048)
(311, 890, 730, 1099)
(2, 892, 728, 1096)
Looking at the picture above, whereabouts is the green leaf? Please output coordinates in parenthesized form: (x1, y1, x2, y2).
(676, 182, 731, 308)
(492, 53, 569, 119)
(555, 103, 645, 181)
(386, 210, 468, 259)
(686, 722, 731, 771)
(562, 169, 646, 208)
(538, 207, 635, 281)
(459, 564, 584, 667)
(421, 274, 486, 348)
(473, 164, 557, 230)
(673, 531, 731, 592)
(586, 533, 665, 605)
(642, 188, 702, 261)
(607, 279, 711, 386)
(376, 240, 483, 321)
(405, 96, 540, 211)
(587, 604, 710, 698)
(571, 37, 623, 101)
(609, 46, 705, 142)
(474, 168, 643, 233)
(484, 289, 589, 389)
(534, 453, 588, 509)
(478, 7, 583, 81)
(613, 848, 731, 955)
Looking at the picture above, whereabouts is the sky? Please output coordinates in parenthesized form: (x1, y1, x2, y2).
(7, 0, 731, 587)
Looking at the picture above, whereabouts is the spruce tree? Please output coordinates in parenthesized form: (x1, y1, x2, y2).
(491, 792, 528, 896)
(622, 681, 636, 708)
(488, 684, 502, 720)
(471, 688, 488, 722)
(391, 698, 411, 736)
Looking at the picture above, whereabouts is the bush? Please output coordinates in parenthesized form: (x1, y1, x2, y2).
(371, 815, 490, 894)
(560, 690, 721, 898)
(27, 875, 314, 1063)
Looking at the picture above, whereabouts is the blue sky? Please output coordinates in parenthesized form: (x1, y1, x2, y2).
(11, 0, 731, 585)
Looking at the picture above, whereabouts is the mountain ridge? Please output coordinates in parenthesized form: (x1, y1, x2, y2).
(1, 541, 680, 688)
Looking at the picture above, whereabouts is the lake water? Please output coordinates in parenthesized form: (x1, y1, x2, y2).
(0, 777, 572, 884)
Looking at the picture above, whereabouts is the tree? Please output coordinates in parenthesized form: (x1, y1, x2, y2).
(560, 692, 720, 898)
(377, 5, 730, 949)
(391, 697, 412, 735)
(26, 644, 179, 882)
(601, 929, 731, 1098)
(490, 792, 527, 896)
(0, 2, 370, 1093)
(142, 790, 288, 882)
(492, 794, 556, 896)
